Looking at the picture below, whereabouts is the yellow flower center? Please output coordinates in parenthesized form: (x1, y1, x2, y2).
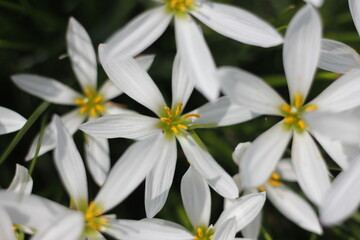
(194, 226, 214, 240)
(280, 93, 317, 133)
(258, 173, 282, 192)
(158, 103, 200, 137)
(75, 88, 105, 118)
(84, 202, 108, 235)
(164, 0, 197, 16)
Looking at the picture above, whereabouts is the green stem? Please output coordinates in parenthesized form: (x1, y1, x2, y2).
(28, 113, 48, 175)
(0, 102, 50, 166)
(261, 227, 273, 240)
(309, 233, 318, 240)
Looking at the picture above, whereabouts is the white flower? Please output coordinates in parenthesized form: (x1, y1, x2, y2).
(101, 166, 266, 240)
(220, 4, 360, 206)
(227, 143, 322, 237)
(11, 17, 155, 186)
(0, 107, 26, 135)
(80, 54, 257, 218)
(304, 0, 324, 7)
(320, 154, 360, 226)
(100, 0, 283, 101)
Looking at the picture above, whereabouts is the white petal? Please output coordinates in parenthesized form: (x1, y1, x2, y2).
(104, 218, 193, 240)
(0, 207, 16, 240)
(171, 54, 195, 108)
(304, 0, 324, 7)
(241, 121, 292, 188)
(175, 15, 219, 101)
(320, 154, 360, 226)
(67, 17, 97, 91)
(309, 69, 360, 112)
(192, 3, 282, 47)
(31, 212, 84, 240)
(241, 210, 262, 239)
(104, 102, 136, 115)
(350, 0, 360, 36)
(266, 184, 322, 234)
(0, 107, 26, 134)
(99, 80, 123, 101)
(276, 159, 297, 182)
(26, 109, 85, 160)
(212, 217, 237, 240)
(7, 164, 33, 194)
(99, 55, 166, 115)
(232, 142, 252, 167)
(305, 111, 360, 144)
(311, 131, 360, 170)
(12, 74, 81, 105)
(283, 4, 321, 100)
(292, 131, 330, 206)
(219, 66, 286, 116)
(135, 54, 156, 71)
(145, 138, 177, 218)
(0, 191, 69, 231)
(80, 113, 159, 140)
(177, 133, 238, 199)
(95, 133, 163, 212)
(84, 136, 110, 186)
(53, 115, 88, 209)
(101, 6, 171, 60)
(189, 97, 257, 127)
(215, 192, 266, 232)
(319, 39, 360, 74)
(181, 166, 211, 228)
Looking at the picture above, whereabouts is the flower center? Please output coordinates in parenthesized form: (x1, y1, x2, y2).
(84, 202, 108, 235)
(258, 173, 281, 192)
(280, 93, 317, 133)
(164, 0, 197, 15)
(158, 103, 200, 137)
(75, 88, 105, 118)
(194, 226, 214, 240)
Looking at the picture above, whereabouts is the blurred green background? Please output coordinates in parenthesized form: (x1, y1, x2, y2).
(0, 0, 359, 239)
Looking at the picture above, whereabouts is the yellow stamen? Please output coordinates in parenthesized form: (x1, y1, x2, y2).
(80, 106, 88, 114)
(184, 113, 200, 119)
(178, 3, 186, 11)
(197, 228, 204, 238)
(171, 126, 179, 134)
(185, 0, 193, 4)
(95, 104, 105, 112)
(170, 0, 177, 8)
(298, 119, 306, 130)
(209, 235, 213, 239)
(305, 105, 318, 112)
(85, 88, 93, 98)
(175, 103, 183, 116)
(194, 237, 200, 240)
(294, 93, 302, 108)
(271, 173, 280, 180)
(258, 186, 266, 192)
(161, 117, 172, 124)
(90, 108, 97, 117)
(283, 116, 295, 124)
(281, 104, 292, 114)
(164, 107, 173, 117)
(268, 179, 281, 186)
(177, 124, 188, 130)
(94, 95, 103, 103)
(12, 226, 17, 231)
(75, 99, 86, 105)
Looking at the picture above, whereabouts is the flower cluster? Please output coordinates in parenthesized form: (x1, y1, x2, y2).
(1, 0, 360, 239)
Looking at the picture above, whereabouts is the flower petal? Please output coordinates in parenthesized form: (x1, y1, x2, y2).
(80, 113, 159, 140)
(101, 6, 171, 60)
(232, 142, 251, 167)
(135, 54, 156, 71)
(67, 17, 97, 91)
(309, 69, 360, 112)
(171, 54, 195, 109)
(104, 218, 193, 240)
(319, 39, 360, 74)
(95, 133, 163, 212)
(320, 154, 360, 226)
(192, 3, 282, 47)
(181, 166, 211, 228)
(304, 0, 324, 7)
(212, 217, 237, 240)
(350, 0, 360, 36)
(0, 207, 16, 240)
(145, 138, 177, 218)
(99, 56, 166, 116)
(31, 211, 84, 240)
(283, 4, 321, 100)
(175, 15, 219, 101)
(53, 115, 88, 209)
(189, 97, 257, 127)
(12, 74, 81, 105)
(7, 164, 33, 194)
(241, 121, 292, 188)
(26, 109, 85, 161)
(104, 102, 136, 115)
(241, 210, 262, 239)
(215, 192, 266, 232)
(266, 184, 322, 234)
(276, 159, 297, 182)
(177, 133, 238, 199)
(0, 107, 26, 134)
(84, 136, 110, 186)
(292, 131, 330, 206)
(219, 66, 286, 116)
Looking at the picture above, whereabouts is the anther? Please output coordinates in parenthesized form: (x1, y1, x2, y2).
(305, 105, 318, 112)
(171, 126, 179, 134)
(298, 119, 306, 130)
(294, 93, 302, 108)
(271, 173, 280, 180)
(175, 103, 183, 116)
(94, 95, 102, 103)
(177, 124, 188, 130)
(161, 118, 172, 124)
(281, 105, 292, 114)
(164, 107, 173, 117)
(85, 88, 94, 98)
(283, 117, 295, 124)
(75, 99, 86, 105)
(258, 186, 266, 192)
(184, 113, 200, 119)
(197, 228, 204, 238)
